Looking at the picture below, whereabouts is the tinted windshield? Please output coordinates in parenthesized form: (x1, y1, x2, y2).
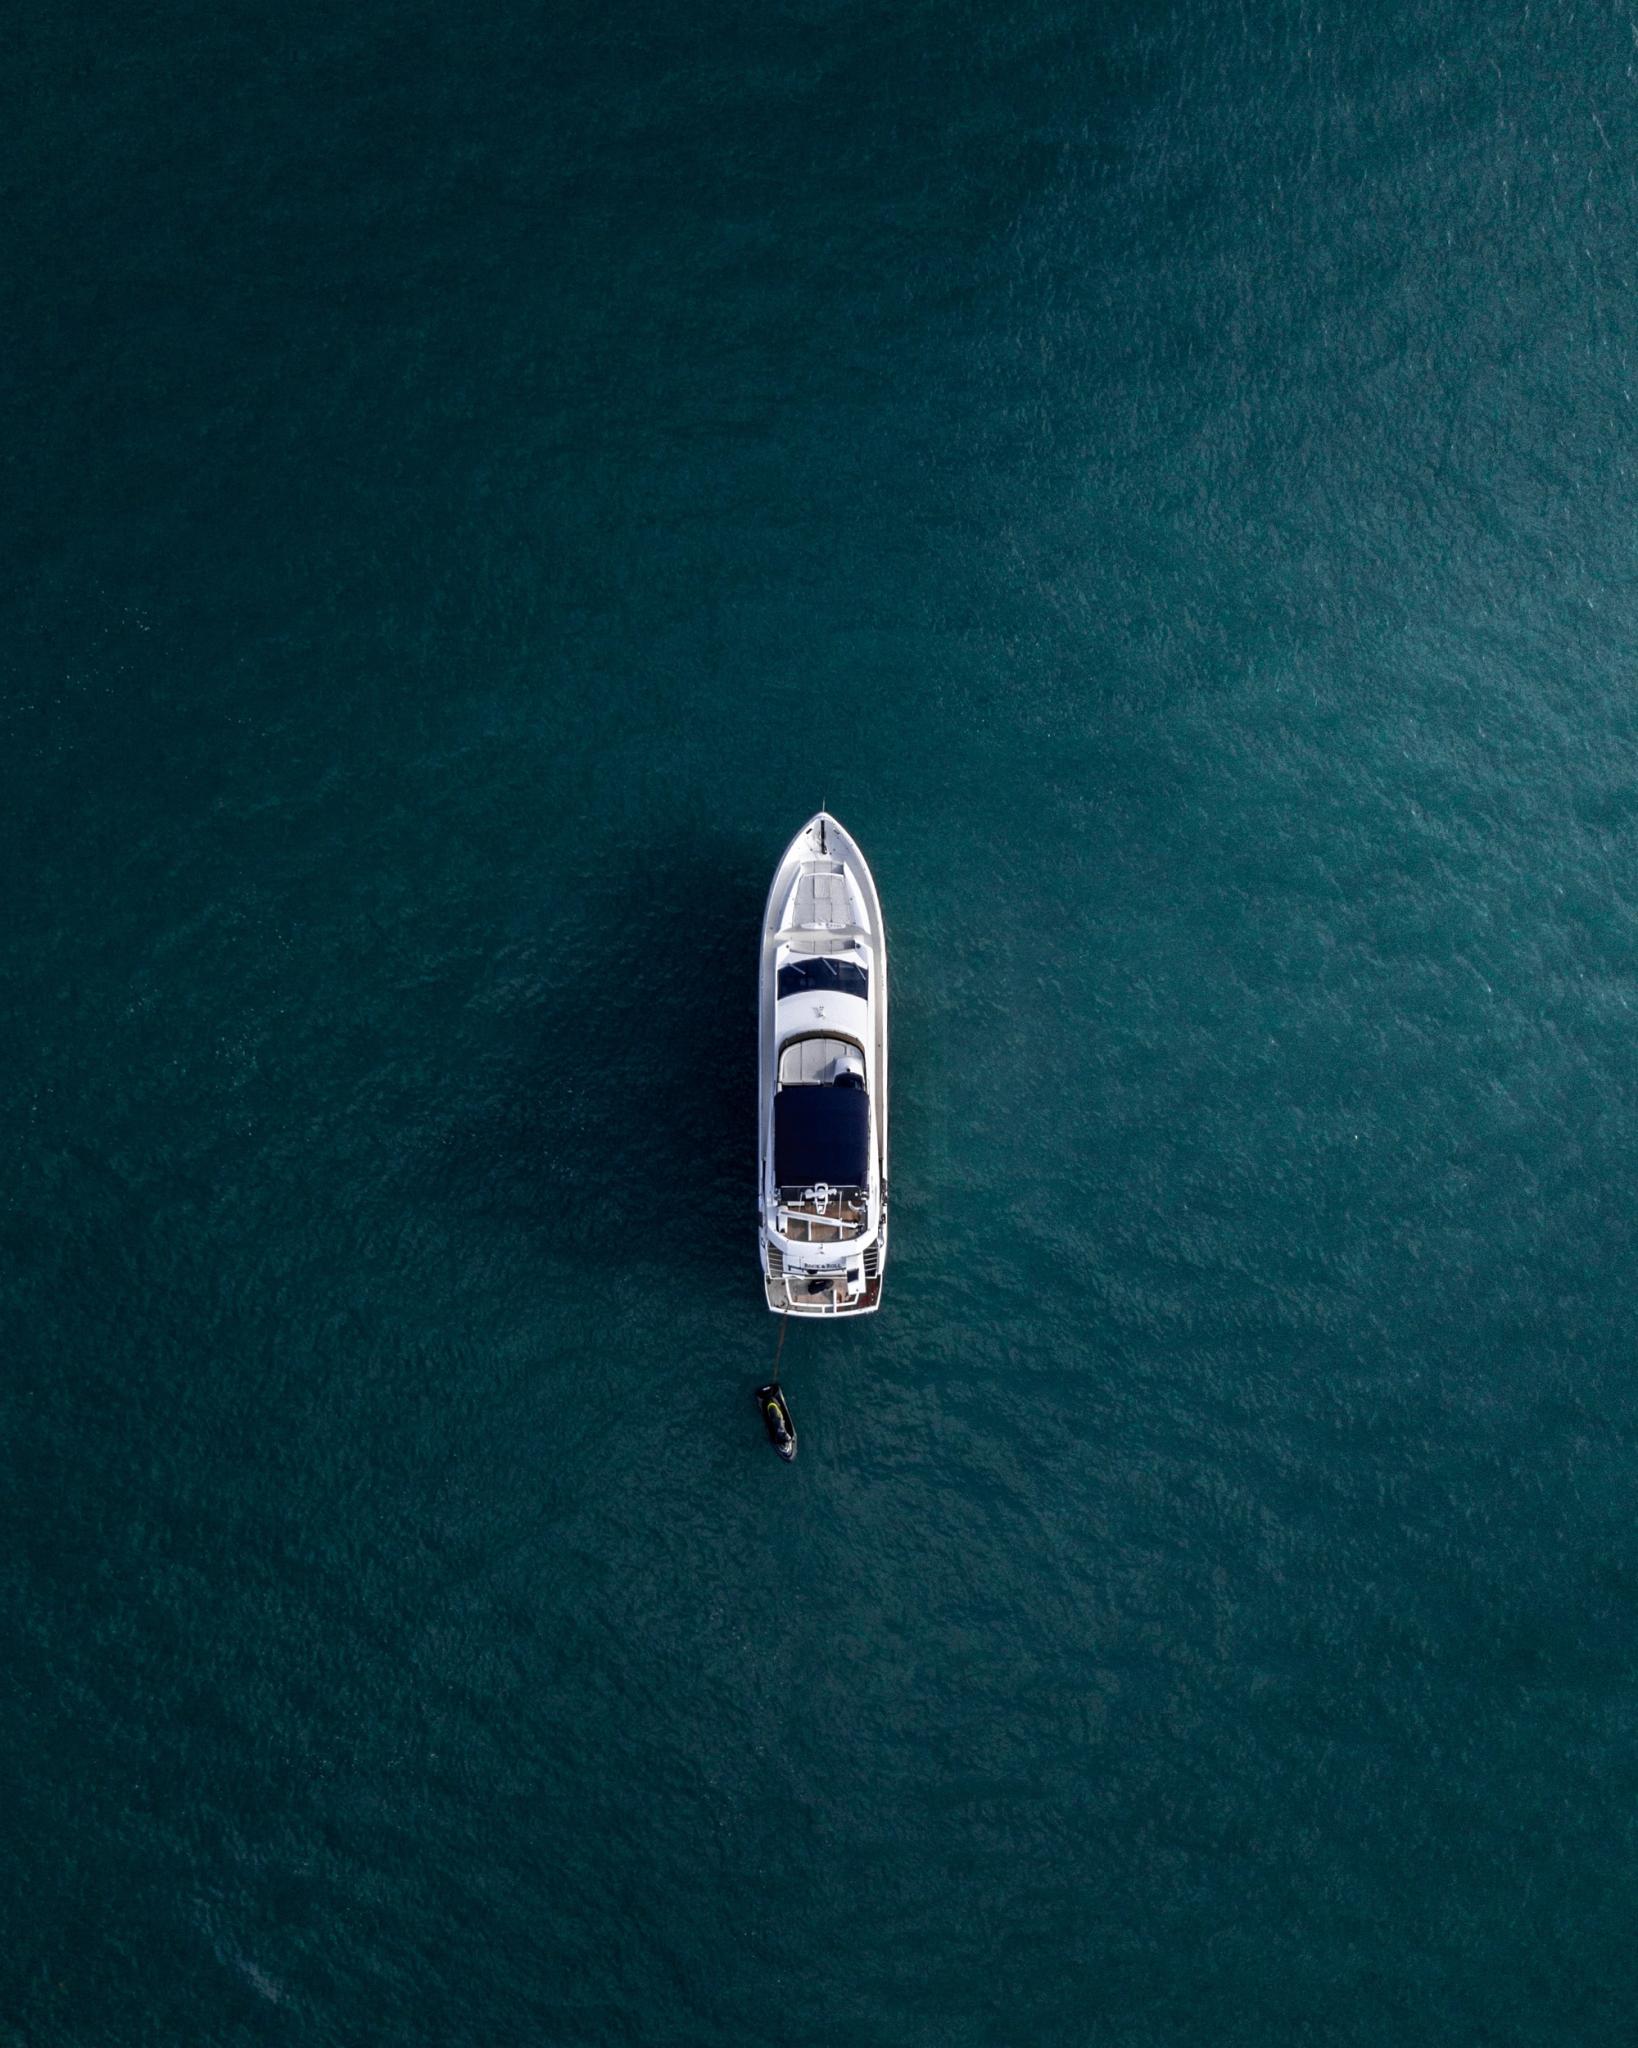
(778, 958, 868, 1001)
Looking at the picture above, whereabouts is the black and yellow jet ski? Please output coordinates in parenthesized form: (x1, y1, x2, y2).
(754, 1381, 797, 1462)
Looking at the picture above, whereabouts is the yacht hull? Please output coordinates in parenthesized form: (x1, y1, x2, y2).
(757, 813, 888, 1316)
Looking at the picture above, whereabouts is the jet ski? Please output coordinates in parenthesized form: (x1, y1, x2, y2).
(755, 1381, 797, 1462)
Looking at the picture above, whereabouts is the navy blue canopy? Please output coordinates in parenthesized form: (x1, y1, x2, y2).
(773, 1085, 870, 1188)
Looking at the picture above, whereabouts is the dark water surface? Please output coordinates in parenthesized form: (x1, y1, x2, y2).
(7, 2, 1638, 2041)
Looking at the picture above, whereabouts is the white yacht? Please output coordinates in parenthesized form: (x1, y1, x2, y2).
(758, 813, 888, 1316)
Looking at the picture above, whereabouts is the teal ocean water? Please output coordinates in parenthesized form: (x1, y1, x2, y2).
(6, 2, 1638, 2040)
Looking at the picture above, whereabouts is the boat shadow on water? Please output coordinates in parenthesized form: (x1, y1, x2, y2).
(432, 825, 765, 1287)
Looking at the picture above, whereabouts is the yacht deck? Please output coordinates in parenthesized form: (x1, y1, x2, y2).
(776, 1186, 867, 1242)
